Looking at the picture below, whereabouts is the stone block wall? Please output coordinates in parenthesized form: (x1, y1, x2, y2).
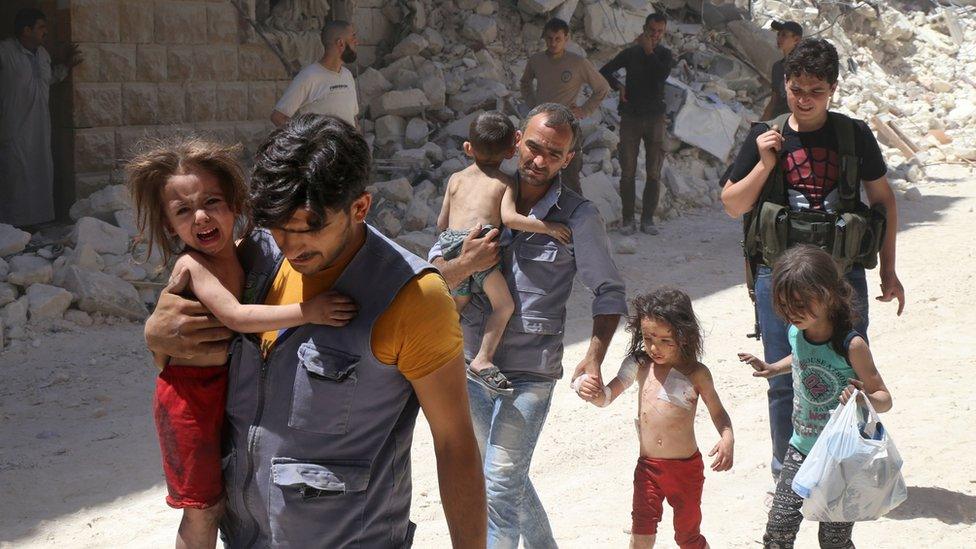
(69, 0, 292, 199)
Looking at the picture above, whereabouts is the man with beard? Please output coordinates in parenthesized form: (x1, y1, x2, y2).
(430, 103, 627, 547)
(271, 21, 360, 128)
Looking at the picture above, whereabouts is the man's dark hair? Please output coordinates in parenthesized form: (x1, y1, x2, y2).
(543, 17, 569, 35)
(250, 114, 370, 231)
(469, 111, 515, 164)
(320, 20, 351, 50)
(521, 102, 581, 151)
(645, 13, 667, 26)
(14, 8, 45, 36)
(784, 38, 840, 85)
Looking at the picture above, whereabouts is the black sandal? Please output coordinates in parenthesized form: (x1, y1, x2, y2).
(466, 365, 514, 396)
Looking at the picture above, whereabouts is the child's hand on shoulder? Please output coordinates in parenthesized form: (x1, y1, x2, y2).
(708, 432, 734, 472)
(543, 221, 572, 245)
(307, 290, 359, 327)
(738, 352, 777, 378)
(839, 378, 865, 405)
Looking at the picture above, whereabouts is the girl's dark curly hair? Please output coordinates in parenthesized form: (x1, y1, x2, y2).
(772, 245, 859, 357)
(625, 287, 703, 365)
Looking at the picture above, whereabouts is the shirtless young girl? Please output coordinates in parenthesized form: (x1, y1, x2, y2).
(437, 111, 571, 395)
(128, 138, 356, 549)
(574, 287, 734, 549)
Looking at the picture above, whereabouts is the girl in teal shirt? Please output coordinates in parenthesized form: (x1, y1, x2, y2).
(739, 245, 893, 548)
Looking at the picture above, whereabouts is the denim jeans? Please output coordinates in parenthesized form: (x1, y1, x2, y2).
(468, 377, 558, 549)
(754, 265, 869, 477)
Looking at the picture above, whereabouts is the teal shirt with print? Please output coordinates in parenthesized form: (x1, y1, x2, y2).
(788, 325, 858, 455)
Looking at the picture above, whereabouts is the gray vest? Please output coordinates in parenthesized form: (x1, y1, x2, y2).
(460, 186, 588, 380)
(221, 225, 431, 548)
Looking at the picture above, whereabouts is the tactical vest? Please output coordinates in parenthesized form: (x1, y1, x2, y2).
(742, 111, 886, 273)
(220, 225, 431, 548)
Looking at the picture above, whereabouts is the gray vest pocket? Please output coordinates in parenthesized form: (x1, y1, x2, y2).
(269, 458, 370, 546)
(289, 343, 360, 434)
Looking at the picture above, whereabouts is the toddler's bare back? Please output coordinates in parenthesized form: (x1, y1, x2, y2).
(445, 164, 513, 230)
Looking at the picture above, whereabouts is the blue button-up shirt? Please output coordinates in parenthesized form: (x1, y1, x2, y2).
(430, 176, 628, 380)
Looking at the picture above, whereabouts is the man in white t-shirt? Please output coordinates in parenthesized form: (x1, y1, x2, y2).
(271, 20, 360, 128)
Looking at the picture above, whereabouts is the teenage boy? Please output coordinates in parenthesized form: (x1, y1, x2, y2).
(720, 38, 905, 481)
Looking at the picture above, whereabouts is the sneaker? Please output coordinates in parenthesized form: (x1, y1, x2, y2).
(619, 221, 636, 235)
(639, 220, 658, 235)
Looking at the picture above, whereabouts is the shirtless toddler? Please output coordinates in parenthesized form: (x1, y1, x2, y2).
(574, 287, 734, 549)
(437, 111, 571, 395)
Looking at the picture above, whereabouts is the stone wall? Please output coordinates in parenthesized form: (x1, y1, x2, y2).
(69, 0, 295, 199)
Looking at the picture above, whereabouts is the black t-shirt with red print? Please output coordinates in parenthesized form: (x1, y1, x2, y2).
(726, 115, 887, 213)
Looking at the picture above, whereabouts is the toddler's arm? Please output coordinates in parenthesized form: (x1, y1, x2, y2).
(841, 336, 892, 412)
(690, 365, 734, 472)
(178, 254, 358, 334)
(500, 183, 572, 244)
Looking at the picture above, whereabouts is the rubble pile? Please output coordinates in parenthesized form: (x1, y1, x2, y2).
(0, 187, 160, 350)
(5, 0, 974, 349)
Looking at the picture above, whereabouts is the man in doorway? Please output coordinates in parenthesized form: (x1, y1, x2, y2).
(0, 8, 81, 227)
(144, 115, 486, 546)
(600, 12, 674, 236)
(271, 20, 360, 128)
(519, 18, 610, 194)
(760, 20, 803, 120)
(431, 103, 628, 547)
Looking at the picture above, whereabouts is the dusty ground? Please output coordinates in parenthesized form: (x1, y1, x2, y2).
(1, 165, 974, 548)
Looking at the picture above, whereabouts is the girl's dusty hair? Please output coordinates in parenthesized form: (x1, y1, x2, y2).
(126, 137, 247, 263)
(625, 287, 703, 365)
(772, 245, 859, 357)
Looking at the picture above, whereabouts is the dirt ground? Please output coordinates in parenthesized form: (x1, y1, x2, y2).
(1, 165, 974, 548)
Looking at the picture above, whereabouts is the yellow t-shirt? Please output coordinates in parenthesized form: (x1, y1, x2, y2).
(259, 244, 463, 381)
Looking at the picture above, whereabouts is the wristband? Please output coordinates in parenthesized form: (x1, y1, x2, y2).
(571, 374, 588, 394)
(601, 385, 612, 407)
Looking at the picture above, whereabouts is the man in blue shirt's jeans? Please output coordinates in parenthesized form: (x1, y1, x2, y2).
(431, 103, 628, 548)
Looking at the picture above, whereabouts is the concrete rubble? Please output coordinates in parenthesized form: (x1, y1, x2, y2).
(4, 1, 974, 351)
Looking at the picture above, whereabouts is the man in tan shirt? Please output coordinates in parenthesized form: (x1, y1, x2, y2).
(520, 17, 610, 193)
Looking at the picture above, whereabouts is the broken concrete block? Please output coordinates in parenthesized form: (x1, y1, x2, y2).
(64, 309, 93, 327)
(725, 20, 779, 81)
(72, 217, 131, 255)
(393, 148, 433, 170)
(0, 257, 7, 282)
(59, 266, 147, 320)
(0, 224, 31, 257)
(392, 33, 429, 58)
(584, 4, 645, 47)
(583, 127, 620, 151)
(7, 256, 53, 287)
(27, 284, 74, 322)
(405, 118, 429, 148)
(580, 172, 623, 227)
(422, 28, 445, 55)
(615, 236, 638, 255)
(403, 197, 434, 232)
(113, 209, 140, 238)
(518, 0, 563, 15)
(671, 81, 743, 161)
(372, 178, 414, 204)
(357, 67, 394, 106)
(374, 115, 407, 146)
(2, 296, 28, 329)
(375, 208, 403, 238)
(0, 282, 17, 307)
(461, 14, 498, 44)
(443, 110, 484, 139)
(370, 89, 430, 118)
(395, 231, 437, 259)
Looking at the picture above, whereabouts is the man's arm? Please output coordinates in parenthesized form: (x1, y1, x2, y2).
(271, 109, 291, 127)
(721, 125, 782, 217)
(271, 73, 307, 127)
(568, 203, 628, 383)
(144, 269, 234, 369)
(598, 50, 627, 93)
(863, 175, 905, 314)
(411, 355, 487, 547)
(429, 227, 501, 290)
(578, 59, 611, 117)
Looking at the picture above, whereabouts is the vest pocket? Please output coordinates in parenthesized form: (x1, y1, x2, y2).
(269, 458, 370, 547)
(289, 343, 360, 434)
(514, 242, 560, 295)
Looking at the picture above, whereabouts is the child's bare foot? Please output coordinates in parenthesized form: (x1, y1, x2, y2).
(467, 358, 513, 396)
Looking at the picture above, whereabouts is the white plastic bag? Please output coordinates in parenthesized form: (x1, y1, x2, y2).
(792, 390, 907, 522)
